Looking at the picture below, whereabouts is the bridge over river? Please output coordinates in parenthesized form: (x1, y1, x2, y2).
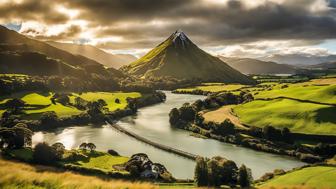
(107, 121, 198, 160)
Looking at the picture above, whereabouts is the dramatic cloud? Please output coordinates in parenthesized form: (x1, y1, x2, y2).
(0, 0, 336, 58)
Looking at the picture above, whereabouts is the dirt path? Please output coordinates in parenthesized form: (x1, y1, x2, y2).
(202, 105, 246, 129)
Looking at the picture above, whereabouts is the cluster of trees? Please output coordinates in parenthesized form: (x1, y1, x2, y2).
(169, 92, 253, 128)
(33, 142, 65, 164)
(0, 123, 32, 149)
(194, 156, 252, 187)
(248, 126, 293, 144)
(79, 142, 96, 151)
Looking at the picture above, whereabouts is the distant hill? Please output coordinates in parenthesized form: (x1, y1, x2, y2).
(121, 30, 255, 84)
(47, 41, 137, 69)
(262, 54, 336, 66)
(218, 56, 297, 75)
(307, 61, 336, 69)
(0, 25, 123, 77)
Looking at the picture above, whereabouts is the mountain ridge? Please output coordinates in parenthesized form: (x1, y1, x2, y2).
(46, 41, 137, 69)
(219, 56, 297, 75)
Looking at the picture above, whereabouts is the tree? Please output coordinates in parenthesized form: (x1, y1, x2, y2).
(51, 142, 65, 160)
(86, 142, 96, 151)
(194, 156, 208, 186)
(0, 123, 32, 149)
(281, 127, 292, 143)
(97, 99, 107, 107)
(79, 142, 87, 150)
(12, 123, 33, 148)
(33, 142, 58, 164)
(40, 112, 58, 128)
(169, 108, 180, 125)
(179, 103, 196, 122)
(207, 158, 222, 187)
(4, 98, 25, 114)
(115, 98, 120, 104)
(238, 164, 252, 188)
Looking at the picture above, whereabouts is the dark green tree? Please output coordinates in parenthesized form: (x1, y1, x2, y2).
(238, 164, 252, 188)
(33, 142, 58, 164)
(4, 98, 25, 114)
(194, 156, 208, 186)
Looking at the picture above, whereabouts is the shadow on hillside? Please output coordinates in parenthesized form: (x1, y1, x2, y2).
(315, 106, 336, 124)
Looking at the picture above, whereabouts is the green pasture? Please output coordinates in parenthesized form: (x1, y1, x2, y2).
(71, 92, 141, 111)
(259, 166, 336, 189)
(233, 99, 336, 135)
(176, 83, 246, 93)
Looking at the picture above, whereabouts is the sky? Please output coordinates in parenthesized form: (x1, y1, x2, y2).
(1, 0, 336, 58)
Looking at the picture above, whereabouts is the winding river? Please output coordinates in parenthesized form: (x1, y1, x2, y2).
(32, 91, 305, 179)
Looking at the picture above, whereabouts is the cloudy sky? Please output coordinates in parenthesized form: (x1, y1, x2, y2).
(1, 0, 336, 58)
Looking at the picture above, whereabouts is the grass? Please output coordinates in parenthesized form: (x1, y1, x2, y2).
(202, 105, 246, 128)
(176, 83, 246, 93)
(6, 148, 33, 162)
(259, 166, 336, 189)
(233, 99, 336, 135)
(0, 91, 141, 119)
(254, 82, 336, 104)
(62, 150, 129, 173)
(0, 158, 157, 189)
(71, 92, 141, 111)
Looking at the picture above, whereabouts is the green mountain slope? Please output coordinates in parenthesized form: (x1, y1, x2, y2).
(121, 30, 255, 84)
(47, 41, 137, 69)
(0, 25, 124, 77)
(219, 56, 297, 75)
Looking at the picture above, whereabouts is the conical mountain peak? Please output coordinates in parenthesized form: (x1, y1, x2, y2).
(121, 30, 255, 84)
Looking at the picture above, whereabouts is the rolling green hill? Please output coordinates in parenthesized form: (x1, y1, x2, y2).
(121, 30, 255, 84)
(258, 166, 336, 189)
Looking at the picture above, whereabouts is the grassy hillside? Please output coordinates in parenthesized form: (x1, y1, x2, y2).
(234, 99, 335, 135)
(0, 92, 141, 119)
(258, 166, 336, 189)
(71, 92, 141, 111)
(254, 81, 336, 104)
(0, 26, 123, 77)
(175, 83, 246, 93)
(0, 159, 156, 189)
(122, 30, 255, 84)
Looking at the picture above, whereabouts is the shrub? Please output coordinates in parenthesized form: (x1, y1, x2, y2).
(33, 142, 58, 164)
(107, 149, 120, 156)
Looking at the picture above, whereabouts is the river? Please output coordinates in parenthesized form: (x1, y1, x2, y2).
(32, 91, 305, 179)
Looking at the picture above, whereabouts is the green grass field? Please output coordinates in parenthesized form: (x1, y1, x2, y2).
(176, 83, 246, 93)
(71, 92, 141, 111)
(62, 150, 129, 173)
(0, 91, 141, 119)
(254, 83, 336, 104)
(259, 166, 336, 189)
(233, 99, 335, 135)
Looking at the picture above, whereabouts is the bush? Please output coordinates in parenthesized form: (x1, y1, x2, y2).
(40, 112, 58, 129)
(33, 142, 58, 164)
(107, 149, 120, 156)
